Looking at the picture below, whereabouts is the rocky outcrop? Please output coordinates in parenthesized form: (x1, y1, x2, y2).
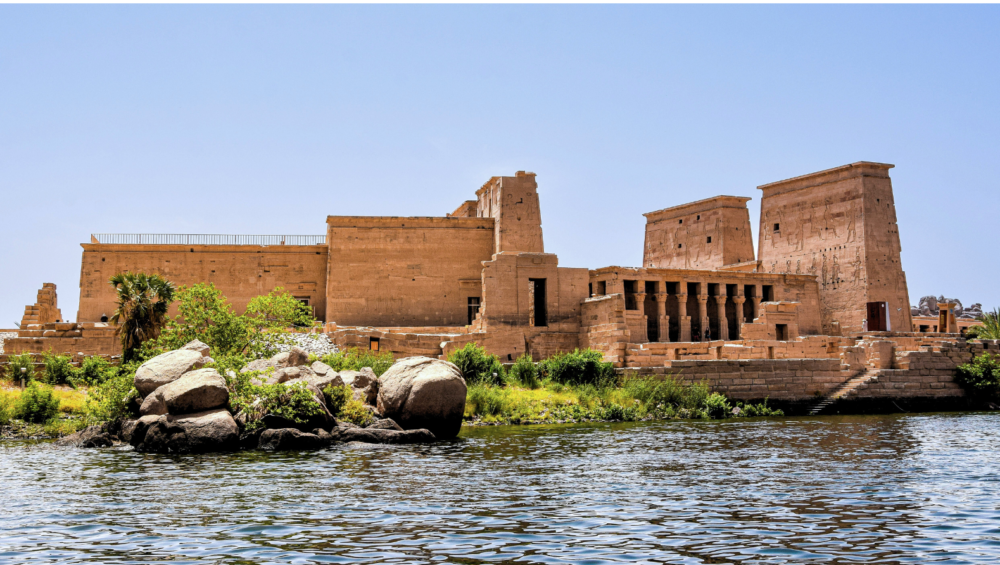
(134, 349, 207, 396)
(161, 368, 229, 414)
(376, 357, 467, 439)
(136, 409, 239, 454)
(341, 368, 378, 404)
(139, 390, 168, 416)
(57, 425, 113, 448)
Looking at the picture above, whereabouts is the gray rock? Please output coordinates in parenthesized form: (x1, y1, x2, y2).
(56, 425, 113, 448)
(241, 358, 275, 374)
(126, 415, 162, 447)
(136, 409, 239, 453)
(161, 368, 229, 414)
(258, 428, 327, 451)
(341, 367, 378, 404)
(376, 357, 466, 439)
(368, 418, 404, 431)
(311, 360, 334, 376)
(271, 346, 309, 369)
(340, 427, 436, 444)
(134, 349, 206, 397)
(180, 339, 211, 357)
(139, 389, 168, 416)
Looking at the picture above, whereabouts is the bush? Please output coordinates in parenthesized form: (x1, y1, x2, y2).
(447, 343, 504, 385)
(15, 382, 61, 423)
(228, 372, 324, 432)
(540, 349, 615, 386)
(84, 366, 138, 424)
(507, 354, 541, 389)
(75, 356, 116, 387)
(318, 348, 395, 377)
(322, 384, 353, 415)
(955, 353, 1000, 399)
(4, 353, 36, 383)
(41, 353, 77, 387)
(703, 392, 731, 419)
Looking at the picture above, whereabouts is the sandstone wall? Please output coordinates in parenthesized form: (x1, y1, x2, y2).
(757, 162, 912, 335)
(325, 216, 494, 327)
(78, 244, 329, 323)
(643, 196, 755, 269)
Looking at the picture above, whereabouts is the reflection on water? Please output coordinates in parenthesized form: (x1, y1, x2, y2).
(2, 413, 1000, 564)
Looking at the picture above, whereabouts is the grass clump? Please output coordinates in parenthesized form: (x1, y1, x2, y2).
(316, 348, 394, 377)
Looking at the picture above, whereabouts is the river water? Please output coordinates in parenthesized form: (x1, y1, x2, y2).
(2, 413, 999, 564)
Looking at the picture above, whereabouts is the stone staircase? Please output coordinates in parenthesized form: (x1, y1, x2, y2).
(808, 369, 880, 415)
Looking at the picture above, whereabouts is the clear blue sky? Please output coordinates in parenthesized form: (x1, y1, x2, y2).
(1, 4, 998, 326)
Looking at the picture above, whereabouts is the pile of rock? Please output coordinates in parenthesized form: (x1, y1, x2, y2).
(60, 341, 468, 454)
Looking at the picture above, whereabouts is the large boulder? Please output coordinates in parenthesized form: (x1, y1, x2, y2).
(341, 368, 378, 404)
(56, 425, 113, 448)
(136, 409, 238, 453)
(139, 389, 168, 416)
(258, 428, 327, 451)
(376, 357, 466, 439)
(161, 368, 229, 414)
(135, 349, 207, 396)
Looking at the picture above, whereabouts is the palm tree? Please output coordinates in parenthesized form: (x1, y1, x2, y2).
(109, 272, 176, 362)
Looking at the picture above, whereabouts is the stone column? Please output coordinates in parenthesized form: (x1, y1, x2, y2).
(714, 295, 729, 341)
(676, 293, 690, 342)
(732, 296, 746, 339)
(655, 292, 670, 343)
(697, 294, 709, 341)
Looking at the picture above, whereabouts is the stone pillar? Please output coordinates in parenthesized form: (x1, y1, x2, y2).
(732, 296, 746, 339)
(697, 294, 709, 341)
(676, 293, 690, 342)
(714, 295, 729, 341)
(655, 292, 670, 343)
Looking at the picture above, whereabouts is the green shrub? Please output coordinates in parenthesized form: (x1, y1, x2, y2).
(507, 354, 541, 389)
(84, 366, 139, 424)
(447, 343, 504, 385)
(41, 353, 77, 387)
(703, 392, 731, 419)
(322, 384, 353, 416)
(540, 349, 615, 386)
(228, 372, 324, 432)
(75, 356, 116, 387)
(338, 399, 374, 427)
(15, 382, 61, 423)
(4, 353, 36, 383)
(955, 353, 1000, 399)
(318, 348, 395, 377)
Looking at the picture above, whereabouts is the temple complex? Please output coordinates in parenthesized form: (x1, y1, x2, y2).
(3, 161, 993, 411)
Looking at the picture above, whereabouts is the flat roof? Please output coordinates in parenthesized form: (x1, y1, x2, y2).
(643, 195, 751, 221)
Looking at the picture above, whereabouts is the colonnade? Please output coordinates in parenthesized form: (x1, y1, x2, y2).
(604, 279, 768, 343)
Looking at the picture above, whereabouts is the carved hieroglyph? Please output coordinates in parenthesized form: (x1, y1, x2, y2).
(757, 162, 911, 334)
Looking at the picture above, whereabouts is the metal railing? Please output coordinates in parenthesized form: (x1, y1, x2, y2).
(91, 234, 327, 246)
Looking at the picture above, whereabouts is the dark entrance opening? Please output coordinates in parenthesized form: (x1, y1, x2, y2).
(529, 279, 548, 327)
(775, 324, 788, 341)
(467, 297, 481, 325)
(866, 301, 888, 332)
(644, 281, 659, 342)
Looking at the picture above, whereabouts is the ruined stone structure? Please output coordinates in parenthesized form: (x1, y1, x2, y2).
(10, 160, 983, 411)
(757, 162, 912, 336)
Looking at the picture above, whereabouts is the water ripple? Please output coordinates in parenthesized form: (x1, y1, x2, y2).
(2, 413, 1000, 564)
